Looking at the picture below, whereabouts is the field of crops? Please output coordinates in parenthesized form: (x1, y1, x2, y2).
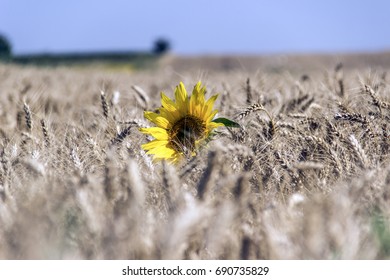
(0, 56, 389, 259)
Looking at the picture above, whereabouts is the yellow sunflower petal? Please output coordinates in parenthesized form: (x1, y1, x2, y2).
(207, 121, 224, 130)
(206, 109, 219, 123)
(159, 107, 181, 124)
(141, 139, 169, 151)
(203, 94, 219, 119)
(189, 90, 202, 116)
(189, 82, 208, 117)
(146, 145, 177, 159)
(193, 81, 206, 105)
(139, 127, 168, 140)
(161, 92, 177, 112)
(175, 82, 188, 114)
(144, 111, 170, 129)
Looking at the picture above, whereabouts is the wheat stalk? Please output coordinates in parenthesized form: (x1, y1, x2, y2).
(348, 134, 369, 169)
(100, 90, 110, 119)
(334, 113, 368, 124)
(197, 150, 219, 200)
(364, 84, 390, 113)
(23, 101, 33, 131)
(245, 78, 252, 105)
(236, 103, 264, 120)
(132, 85, 150, 109)
(40, 119, 50, 147)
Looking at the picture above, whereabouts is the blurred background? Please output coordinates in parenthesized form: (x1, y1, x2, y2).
(1, 0, 390, 69)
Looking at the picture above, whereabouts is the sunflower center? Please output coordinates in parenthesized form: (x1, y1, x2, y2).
(169, 115, 206, 153)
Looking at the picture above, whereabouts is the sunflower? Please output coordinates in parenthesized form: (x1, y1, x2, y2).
(140, 82, 226, 163)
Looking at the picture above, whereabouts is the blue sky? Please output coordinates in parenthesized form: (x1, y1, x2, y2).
(1, 0, 390, 55)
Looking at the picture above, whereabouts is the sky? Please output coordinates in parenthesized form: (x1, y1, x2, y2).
(1, 0, 390, 55)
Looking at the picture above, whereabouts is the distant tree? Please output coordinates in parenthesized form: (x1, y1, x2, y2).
(153, 38, 171, 55)
(0, 34, 12, 59)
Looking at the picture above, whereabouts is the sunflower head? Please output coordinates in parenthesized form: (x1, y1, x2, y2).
(140, 82, 231, 163)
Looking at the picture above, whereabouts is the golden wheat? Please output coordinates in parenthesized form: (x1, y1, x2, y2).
(0, 61, 389, 260)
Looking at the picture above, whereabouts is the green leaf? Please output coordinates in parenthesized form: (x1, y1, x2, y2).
(212, 117, 241, 128)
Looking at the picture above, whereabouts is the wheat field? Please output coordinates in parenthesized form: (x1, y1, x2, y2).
(0, 58, 389, 259)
